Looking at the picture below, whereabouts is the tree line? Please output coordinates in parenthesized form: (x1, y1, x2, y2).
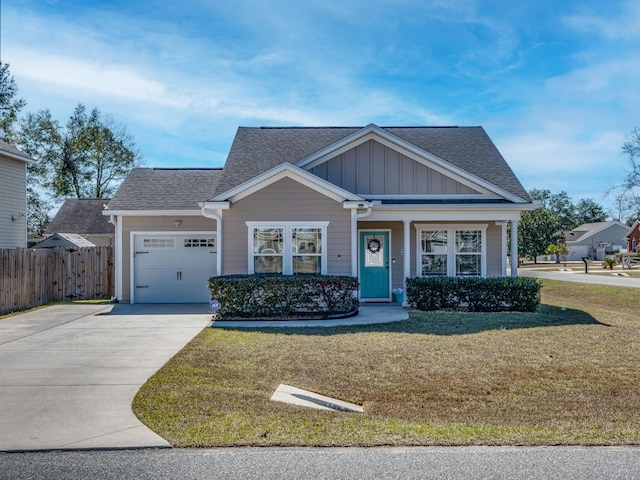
(1, 62, 141, 236)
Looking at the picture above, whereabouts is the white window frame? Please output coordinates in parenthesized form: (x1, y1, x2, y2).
(246, 221, 329, 275)
(414, 224, 488, 277)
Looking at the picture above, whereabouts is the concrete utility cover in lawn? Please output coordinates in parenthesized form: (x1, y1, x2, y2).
(271, 384, 364, 413)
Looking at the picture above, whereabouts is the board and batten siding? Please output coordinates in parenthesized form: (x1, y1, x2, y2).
(310, 139, 480, 196)
(0, 158, 27, 248)
(222, 177, 352, 275)
(119, 215, 217, 302)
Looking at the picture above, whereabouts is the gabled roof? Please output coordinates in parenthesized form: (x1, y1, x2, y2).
(45, 198, 114, 236)
(214, 125, 531, 202)
(625, 220, 640, 238)
(565, 221, 629, 244)
(210, 162, 364, 203)
(106, 168, 223, 211)
(34, 233, 96, 249)
(0, 140, 32, 163)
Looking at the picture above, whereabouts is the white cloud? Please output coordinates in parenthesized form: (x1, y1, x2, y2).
(9, 49, 182, 107)
(564, 1, 640, 40)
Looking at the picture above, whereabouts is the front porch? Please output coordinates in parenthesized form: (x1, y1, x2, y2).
(353, 218, 520, 303)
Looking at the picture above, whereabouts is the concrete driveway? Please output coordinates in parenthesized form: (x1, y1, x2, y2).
(0, 303, 210, 451)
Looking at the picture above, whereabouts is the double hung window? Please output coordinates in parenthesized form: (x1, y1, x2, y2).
(248, 222, 328, 274)
(416, 224, 487, 277)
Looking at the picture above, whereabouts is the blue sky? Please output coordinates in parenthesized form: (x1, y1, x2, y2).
(2, 0, 640, 212)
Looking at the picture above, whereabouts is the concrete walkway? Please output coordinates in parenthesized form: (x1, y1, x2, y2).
(213, 304, 409, 328)
(0, 303, 210, 452)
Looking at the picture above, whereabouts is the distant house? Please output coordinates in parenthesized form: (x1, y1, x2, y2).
(625, 221, 640, 253)
(0, 140, 31, 248)
(32, 232, 96, 249)
(564, 221, 629, 261)
(44, 198, 114, 246)
(104, 124, 535, 304)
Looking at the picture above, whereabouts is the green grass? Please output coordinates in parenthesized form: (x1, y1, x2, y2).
(133, 280, 640, 446)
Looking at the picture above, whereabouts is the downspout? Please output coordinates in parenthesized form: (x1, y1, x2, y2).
(201, 207, 223, 276)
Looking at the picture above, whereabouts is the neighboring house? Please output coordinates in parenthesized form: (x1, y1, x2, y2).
(625, 221, 640, 253)
(564, 221, 629, 261)
(44, 198, 115, 246)
(104, 124, 534, 304)
(0, 140, 31, 248)
(33, 232, 96, 249)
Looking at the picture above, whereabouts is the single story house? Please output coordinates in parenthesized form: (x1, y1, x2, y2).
(625, 220, 640, 253)
(564, 221, 629, 261)
(32, 232, 97, 249)
(0, 140, 31, 248)
(44, 198, 115, 246)
(104, 124, 535, 304)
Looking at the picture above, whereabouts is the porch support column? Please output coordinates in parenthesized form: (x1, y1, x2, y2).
(109, 215, 122, 301)
(403, 220, 411, 306)
(351, 209, 358, 277)
(501, 221, 507, 276)
(510, 219, 519, 277)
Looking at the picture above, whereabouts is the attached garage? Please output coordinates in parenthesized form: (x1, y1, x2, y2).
(132, 233, 216, 303)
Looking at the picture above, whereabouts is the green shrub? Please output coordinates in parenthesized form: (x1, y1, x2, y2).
(207, 275, 359, 319)
(406, 276, 542, 312)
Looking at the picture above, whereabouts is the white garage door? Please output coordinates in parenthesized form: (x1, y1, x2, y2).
(133, 234, 216, 303)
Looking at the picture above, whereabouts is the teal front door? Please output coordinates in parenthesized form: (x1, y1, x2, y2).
(359, 231, 390, 300)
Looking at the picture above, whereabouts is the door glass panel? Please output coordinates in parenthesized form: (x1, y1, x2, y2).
(364, 234, 384, 267)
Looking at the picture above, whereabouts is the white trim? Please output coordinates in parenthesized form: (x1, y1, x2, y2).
(129, 231, 217, 304)
(414, 224, 488, 277)
(102, 209, 203, 217)
(364, 207, 526, 223)
(245, 221, 329, 275)
(358, 229, 392, 301)
(360, 194, 499, 200)
(510, 220, 519, 277)
(294, 124, 529, 204)
(0, 147, 33, 163)
(498, 221, 508, 276)
(200, 207, 223, 276)
(403, 220, 411, 306)
(212, 163, 364, 203)
(114, 216, 123, 301)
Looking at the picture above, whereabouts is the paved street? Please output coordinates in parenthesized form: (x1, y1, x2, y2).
(518, 267, 640, 288)
(0, 303, 210, 451)
(1, 446, 639, 480)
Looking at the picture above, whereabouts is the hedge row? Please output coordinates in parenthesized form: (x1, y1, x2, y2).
(405, 276, 542, 312)
(207, 274, 359, 319)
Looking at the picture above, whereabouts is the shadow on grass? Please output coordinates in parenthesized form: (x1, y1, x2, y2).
(219, 304, 608, 336)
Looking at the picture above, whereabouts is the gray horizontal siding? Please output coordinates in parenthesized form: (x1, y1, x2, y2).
(0, 158, 27, 248)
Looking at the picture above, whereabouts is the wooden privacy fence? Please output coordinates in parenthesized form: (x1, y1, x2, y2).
(0, 246, 114, 314)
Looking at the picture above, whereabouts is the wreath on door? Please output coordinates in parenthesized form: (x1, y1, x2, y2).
(367, 238, 382, 254)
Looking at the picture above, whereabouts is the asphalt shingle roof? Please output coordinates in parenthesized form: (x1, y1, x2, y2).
(0, 140, 32, 162)
(106, 168, 224, 211)
(214, 126, 531, 202)
(45, 198, 114, 236)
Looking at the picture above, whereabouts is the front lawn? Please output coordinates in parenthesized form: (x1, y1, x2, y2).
(133, 280, 640, 446)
